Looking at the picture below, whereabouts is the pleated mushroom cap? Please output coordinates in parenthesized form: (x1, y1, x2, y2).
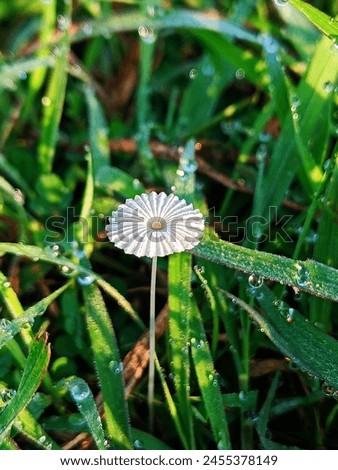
(105, 192, 205, 258)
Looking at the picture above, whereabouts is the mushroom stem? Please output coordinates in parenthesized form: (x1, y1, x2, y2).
(148, 255, 157, 430)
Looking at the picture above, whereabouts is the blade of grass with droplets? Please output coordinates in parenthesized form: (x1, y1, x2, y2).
(261, 34, 289, 123)
(167, 140, 197, 448)
(193, 236, 338, 302)
(0, 277, 70, 350)
(310, 155, 338, 329)
(168, 252, 194, 449)
(22, 0, 56, 121)
(190, 299, 231, 450)
(61, 376, 106, 450)
(222, 288, 338, 389)
(0, 243, 140, 323)
(0, 335, 50, 444)
(84, 85, 110, 177)
(82, 283, 132, 449)
(37, 3, 71, 174)
(72, 9, 258, 45)
(0, 56, 56, 90)
(288, 0, 338, 42)
(136, 2, 161, 181)
(260, 34, 337, 219)
(14, 409, 59, 450)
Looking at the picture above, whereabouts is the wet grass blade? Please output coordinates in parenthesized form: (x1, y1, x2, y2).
(72, 9, 258, 44)
(37, 39, 70, 173)
(0, 243, 138, 321)
(190, 300, 231, 450)
(222, 289, 338, 389)
(193, 236, 338, 302)
(0, 335, 50, 444)
(82, 283, 132, 449)
(310, 156, 338, 329)
(62, 376, 106, 450)
(288, 0, 338, 42)
(0, 279, 70, 350)
(84, 85, 110, 177)
(260, 34, 336, 217)
(168, 252, 195, 449)
(15, 409, 59, 450)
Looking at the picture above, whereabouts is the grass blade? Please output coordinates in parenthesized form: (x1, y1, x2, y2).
(190, 300, 231, 450)
(222, 289, 338, 389)
(62, 376, 106, 450)
(288, 0, 338, 42)
(0, 335, 50, 444)
(193, 236, 338, 302)
(168, 252, 194, 449)
(0, 280, 70, 350)
(82, 283, 132, 449)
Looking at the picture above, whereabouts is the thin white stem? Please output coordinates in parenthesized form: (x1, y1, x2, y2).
(148, 255, 157, 430)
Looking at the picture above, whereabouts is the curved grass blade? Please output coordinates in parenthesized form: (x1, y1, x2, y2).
(0, 243, 139, 322)
(288, 0, 338, 42)
(72, 9, 258, 45)
(193, 236, 338, 302)
(15, 409, 59, 450)
(222, 289, 338, 389)
(82, 283, 132, 449)
(190, 299, 231, 450)
(61, 376, 106, 450)
(168, 252, 194, 449)
(0, 280, 70, 350)
(0, 335, 50, 444)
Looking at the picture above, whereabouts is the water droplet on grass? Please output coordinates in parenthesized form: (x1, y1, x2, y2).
(70, 380, 90, 402)
(273, 0, 289, 6)
(189, 68, 198, 79)
(133, 439, 144, 449)
(295, 265, 310, 287)
(1, 389, 16, 403)
(235, 68, 245, 80)
(109, 360, 123, 375)
(248, 274, 263, 288)
(77, 274, 95, 286)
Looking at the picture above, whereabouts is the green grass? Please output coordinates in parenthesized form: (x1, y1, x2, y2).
(0, 0, 337, 450)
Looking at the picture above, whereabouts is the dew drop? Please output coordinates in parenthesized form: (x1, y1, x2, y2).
(248, 274, 264, 288)
(0, 389, 16, 404)
(44, 244, 61, 258)
(323, 81, 334, 93)
(57, 14, 70, 31)
(19, 71, 27, 80)
(77, 274, 95, 286)
(109, 360, 123, 375)
(59, 265, 75, 277)
(295, 264, 310, 288)
(133, 439, 144, 450)
(273, 0, 289, 6)
(181, 158, 198, 174)
(38, 436, 46, 444)
(138, 26, 156, 44)
(41, 96, 51, 107)
(2, 280, 11, 288)
(189, 68, 198, 79)
(69, 380, 90, 402)
(235, 68, 245, 80)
